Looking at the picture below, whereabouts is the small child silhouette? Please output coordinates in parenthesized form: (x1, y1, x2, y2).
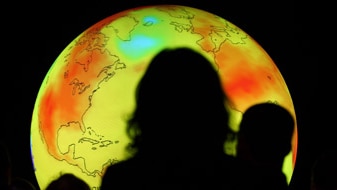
(234, 102, 295, 190)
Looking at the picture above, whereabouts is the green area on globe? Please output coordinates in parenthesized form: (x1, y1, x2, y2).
(30, 5, 297, 189)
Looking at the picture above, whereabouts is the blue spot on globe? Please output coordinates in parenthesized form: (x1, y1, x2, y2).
(30, 4, 297, 189)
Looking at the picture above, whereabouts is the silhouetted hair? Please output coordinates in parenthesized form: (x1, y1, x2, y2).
(46, 173, 90, 190)
(101, 47, 236, 190)
(126, 47, 232, 156)
(238, 102, 295, 162)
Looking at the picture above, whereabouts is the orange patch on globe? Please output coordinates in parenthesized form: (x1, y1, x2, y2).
(31, 5, 297, 189)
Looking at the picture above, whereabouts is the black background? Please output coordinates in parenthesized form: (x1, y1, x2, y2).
(4, 0, 327, 189)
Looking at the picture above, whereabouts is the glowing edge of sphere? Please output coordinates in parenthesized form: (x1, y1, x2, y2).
(30, 4, 297, 189)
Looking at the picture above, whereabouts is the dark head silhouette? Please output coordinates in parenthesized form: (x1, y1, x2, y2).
(237, 102, 295, 165)
(101, 47, 235, 189)
(46, 173, 90, 190)
(127, 47, 231, 158)
(235, 102, 295, 190)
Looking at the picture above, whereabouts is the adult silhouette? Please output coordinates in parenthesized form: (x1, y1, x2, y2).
(100, 48, 236, 189)
(234, 102, 295, 190)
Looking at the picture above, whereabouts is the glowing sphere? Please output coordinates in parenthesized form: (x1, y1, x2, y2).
(30, 5, 297, 189)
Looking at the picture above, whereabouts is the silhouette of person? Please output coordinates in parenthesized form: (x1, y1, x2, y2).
(100, 47, 236, 189)
(45, 173, 90, 190)
(234, 102, 295, 190)
(310, 149, 337, 190)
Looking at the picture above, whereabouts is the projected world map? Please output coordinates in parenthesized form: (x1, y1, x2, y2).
(30, 5, 297, 189)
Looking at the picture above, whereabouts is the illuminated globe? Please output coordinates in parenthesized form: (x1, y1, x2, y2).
(30, 4, 297, 189)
